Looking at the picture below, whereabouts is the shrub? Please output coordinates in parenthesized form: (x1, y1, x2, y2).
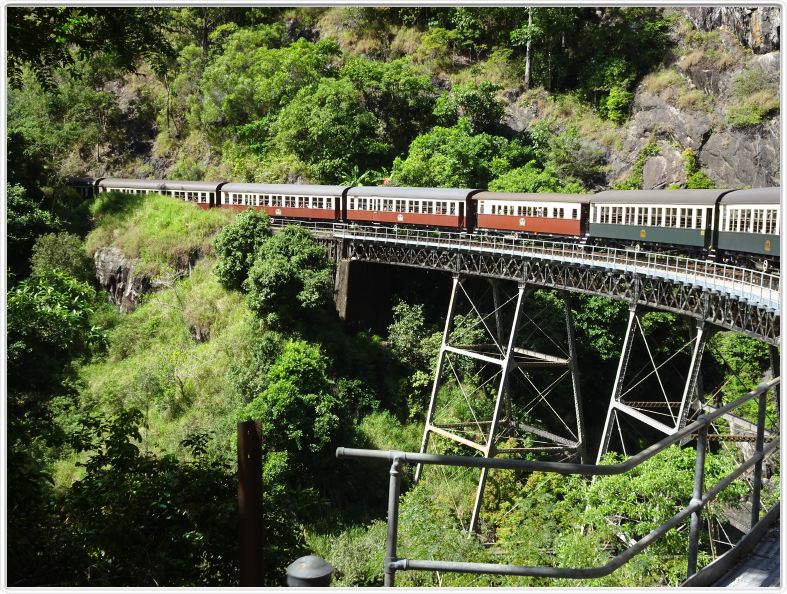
(213, 208, 272, 291)
(433, 80, 505, 133)
(601, 86, 634, 124)
(726, 67, 779, 128)
(31, 232, 95, 283)
(244, 226, 333, 326)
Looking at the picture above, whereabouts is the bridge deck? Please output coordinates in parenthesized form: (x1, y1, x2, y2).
(714, 526, 780, 587)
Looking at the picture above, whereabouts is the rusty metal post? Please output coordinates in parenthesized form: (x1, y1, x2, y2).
(238, 420, 264, 586)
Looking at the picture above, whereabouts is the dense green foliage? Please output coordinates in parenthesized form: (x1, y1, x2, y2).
(245, 226, 334, 326)
(213, 208, 272, 291)
(390, 118, 533, 188)
(6, 6, 777, 588)
(31, 232, 95, 283)
(7, 184, 60, 278)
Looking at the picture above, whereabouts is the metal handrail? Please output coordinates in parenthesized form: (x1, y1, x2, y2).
(269, 219, 781, 311)
(336, 378, 779, 586)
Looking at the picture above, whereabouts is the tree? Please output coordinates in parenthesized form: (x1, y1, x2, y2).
(270, 78, 393, 182)
(6, 184, 60, 278)
(241, 340, 342, 454)
(7, 7, 174, 88)
(489, 162, 585, 193)
(390, 118, 533, 188)
(433, 81, 506, 134)
(30, 232, 95, 284)
(7, 270, 103, 397)
(244, 226, 333, 326)
(213, 208, 272, 291)
(53, 410, 243, 586)
(199, 36, 340, 139)
(340, 57, 438, 155)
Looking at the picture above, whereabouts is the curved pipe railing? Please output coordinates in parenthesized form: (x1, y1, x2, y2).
(336, 377, 779, 586)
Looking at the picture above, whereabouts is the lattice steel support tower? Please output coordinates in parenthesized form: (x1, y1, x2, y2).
(596, 306, 712, 463)
(415, 275, 586, 533)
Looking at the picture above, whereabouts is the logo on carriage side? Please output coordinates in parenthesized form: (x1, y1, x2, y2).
(397, 214, 404, 222)
(519, 218, 526, 226)
(764, 239, 772, 252)
(640, 229, 647, 238)
(275, 208, 282, 215)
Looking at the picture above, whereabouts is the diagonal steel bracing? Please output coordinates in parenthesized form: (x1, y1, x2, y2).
(415, 277, 587, 533)
(596, 309, 712, 463)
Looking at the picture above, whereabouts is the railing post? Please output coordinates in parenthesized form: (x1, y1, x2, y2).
(687, 417, 708, 578)
(385, 456, 403, 587)
(750, 388, 768, 528)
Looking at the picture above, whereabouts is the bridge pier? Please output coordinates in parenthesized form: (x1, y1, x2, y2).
(596, 309, 713, 463)
(415, 276, 586, 533)
(334, 258, 350, 321)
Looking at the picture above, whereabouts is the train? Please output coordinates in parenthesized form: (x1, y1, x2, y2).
(70, 177, 781, 271)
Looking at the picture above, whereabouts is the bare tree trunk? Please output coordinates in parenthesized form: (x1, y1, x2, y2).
(524, 8, 532, 90)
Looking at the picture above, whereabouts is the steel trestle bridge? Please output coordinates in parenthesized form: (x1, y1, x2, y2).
(270, 218, 780, 586)
(276, 219, 780, 345)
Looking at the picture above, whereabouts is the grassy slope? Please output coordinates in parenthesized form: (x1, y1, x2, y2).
(85, 192, 236, 276)
(73, 195, 250, 464)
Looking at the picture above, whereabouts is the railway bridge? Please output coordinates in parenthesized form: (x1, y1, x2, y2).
(275, 219, 781, 586)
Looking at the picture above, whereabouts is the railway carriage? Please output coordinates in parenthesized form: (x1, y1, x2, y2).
(472, 192, 590, 236)
(345, 186, 476, 229)
(588, 189, 729, 253)
(717, 187, 780, 269)
(219, 183, 344, 220)
(98, 178, 224, 208)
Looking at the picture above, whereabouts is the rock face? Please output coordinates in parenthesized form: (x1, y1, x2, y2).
(93, 247, 151, 313)
(641, 143, 687, 190)
(700, 118, 780, 187)
(683, 7, 780, 53)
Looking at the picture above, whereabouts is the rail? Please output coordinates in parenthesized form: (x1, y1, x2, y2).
(270, 219, 780, 313)
(336, 377, 779, 586)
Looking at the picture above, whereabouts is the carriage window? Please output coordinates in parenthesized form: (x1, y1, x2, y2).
(572, 208, 578, 220)
(424, 201, 433, 214)
(764, 209, 777, 234)
(450, 202, 456, 215)
(694, 209, 702, 229)
(741, 209, 751, 232)
(753, 209, 764, 233)
(636, 208, 645, 226)
(556, 208, 564, 219)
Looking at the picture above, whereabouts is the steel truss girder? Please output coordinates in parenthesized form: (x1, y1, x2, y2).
(415, 276, 586, 534)
(345, 242, 779, 345)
